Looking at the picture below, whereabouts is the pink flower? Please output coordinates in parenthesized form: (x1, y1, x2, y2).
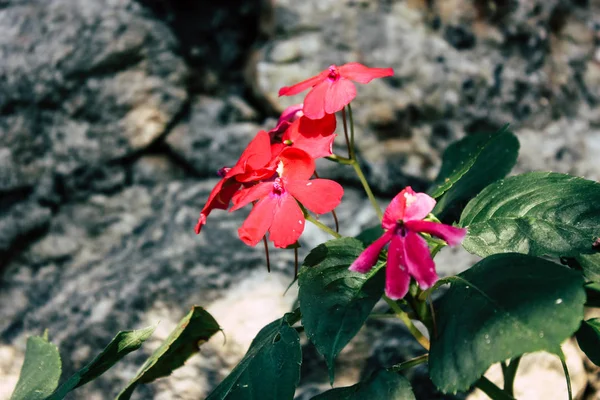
(278, 62, 394, 119)
(230, 148, 343, 248)
(349, 187, 466, 300)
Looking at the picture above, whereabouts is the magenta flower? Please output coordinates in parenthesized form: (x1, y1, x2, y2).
(349, 187, 467, 300)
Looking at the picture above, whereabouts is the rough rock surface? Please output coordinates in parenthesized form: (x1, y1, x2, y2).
(1, 0, 600, 399)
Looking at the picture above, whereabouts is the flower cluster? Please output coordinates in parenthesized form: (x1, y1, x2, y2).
(195, 62, 393, 249)
(194, 62, 465, 298)
(194, 115, 341, 249)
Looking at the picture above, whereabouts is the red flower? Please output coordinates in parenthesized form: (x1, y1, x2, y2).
(278, 62, 394, 119)
(194, 131, 276, 234)
(268, 103, 304, 141)
(349, 187, 466, 300)
(230, 148, 343, 248)
(272, 113, 337, 159)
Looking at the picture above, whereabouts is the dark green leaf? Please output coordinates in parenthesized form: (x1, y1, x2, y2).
(431, 126, 519, 221)
(48, 326, 154, 399)
(577, 253, 600, 283)
(206, 315, 301, 400)
(11, 335, 62, 400)
(576, 319, 600, 366)
(117, 306, 220, 400)
(311, 370, 415, 400)
(298, 238, 385, 384)
(355, 225, 384, 247)
(460, 172, 600, 257)
(585, 282, 600, 307)
(430, 253, 585, 393)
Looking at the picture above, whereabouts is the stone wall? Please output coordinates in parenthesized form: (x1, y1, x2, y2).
(1, 0, 599, 398)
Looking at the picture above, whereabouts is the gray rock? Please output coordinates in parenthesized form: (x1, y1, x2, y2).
(0, 0, 188, 195)
(258, 0, 600, 193)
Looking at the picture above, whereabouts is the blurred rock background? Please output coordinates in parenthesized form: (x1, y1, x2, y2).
(1, 0, 599, 398)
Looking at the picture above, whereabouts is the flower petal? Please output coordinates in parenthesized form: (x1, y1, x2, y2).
(226, 130, 272, 178)
(339, 62, 394, 84)
(279, 148, 315, 181)
(286, 179, 343, 214)
(349, 230, 393, 273)
(324, 78, 357, 115)
(385, 234, 411, 300)
(230, 182, 273, 211)
(382, 188, 411, 230)
(279, 71, 329, 97)
(195, 177, 242, 234)
(282, 115, 337, 159)
(303, 80, 331, 119)
(404, 192, 437, 222)
(269, 193, 305, 248)
(238, 195, 277, 246)
(297, 113, 336, 137)
(405, 220, 467, 246)
(404, 231, 438, 290)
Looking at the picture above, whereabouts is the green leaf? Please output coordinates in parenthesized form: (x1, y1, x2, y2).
(431, 126, 519, 221)
(576, 319, 600, 366)
(355, 225, 384, 247)
(48, 326, 155, 399)
(311, 369, 415, 400)
(206, 314, 301, 400)
(117, 306, 220, 400)
(585, 282, 600, 307)
(577, 253, 600, 283)
(11, 335, 62, 400)
(460, 172, 600, 257)
(429, 253, 586, 393)
(298, 237, 385, 384)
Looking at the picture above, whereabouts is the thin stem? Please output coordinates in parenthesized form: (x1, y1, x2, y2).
(306, 214, 342, 238)
(325, 154, 353, 165)
(262, 236, 271, 273)
(347, 104, 356, 159)
(341, 107, 352, 158)
(331, 209, 340, 233)
(294, 247, 299, 278)
(502, 356, 521, 397)
(559, 351, 573, 400)
(369, 313, 399, 320)
(389, 354, 429, 372)
(475, 377, 516, 400)
(383, 295, 430, 350)
(351, 161, 383, 220)
(428, 294, 438, 339)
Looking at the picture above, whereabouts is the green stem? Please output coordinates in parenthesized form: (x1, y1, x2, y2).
(389, 354, 429, 372)
(351, 160, 383, 220)
(341, 107, 352, 158)
(475, 376, 516, 400)
(559, 350, 573, 400)
(502, 356, 521, 396)
(383, 295, 430, 350)
(305, 214, 341, 238)
(347, 104, 356, 159)
(325, 154, 353, 165)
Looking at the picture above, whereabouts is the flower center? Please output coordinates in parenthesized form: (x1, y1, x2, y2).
(327, 65, 340, 82)
(395, 221, 408, 237)
(273, 177, 285, 195)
